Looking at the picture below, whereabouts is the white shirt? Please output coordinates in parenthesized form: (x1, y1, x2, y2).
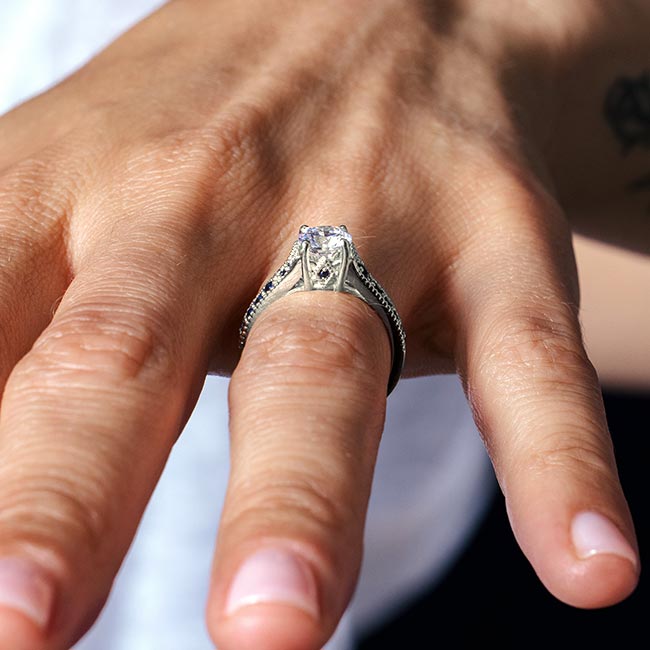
(0, 3, 495, 648)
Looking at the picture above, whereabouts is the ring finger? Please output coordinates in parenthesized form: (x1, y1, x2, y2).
(207, 226, 394, 650)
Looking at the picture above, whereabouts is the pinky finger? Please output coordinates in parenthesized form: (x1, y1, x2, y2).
(455, 195, 640, 609)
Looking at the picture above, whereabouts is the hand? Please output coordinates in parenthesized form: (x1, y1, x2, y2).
(0, 1, 643, 649)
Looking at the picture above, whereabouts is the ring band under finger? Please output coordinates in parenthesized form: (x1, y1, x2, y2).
(238, 225, 406, 395)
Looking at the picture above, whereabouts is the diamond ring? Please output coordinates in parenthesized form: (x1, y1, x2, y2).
(238, 225, 406, 395)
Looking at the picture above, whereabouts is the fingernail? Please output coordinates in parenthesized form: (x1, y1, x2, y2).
(571, 511, 638, 567)
(0, 557, 54, 628)
(225, 547, 319, 618)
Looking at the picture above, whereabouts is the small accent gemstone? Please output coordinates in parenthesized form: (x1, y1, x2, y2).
(246, 307, 254, 318)
(264, 281, 274, 292)
(298, 226, 352, 252)
(279, 268, 288, 276)
(318, 268, 330, 279)
(254, 294, 264, 304)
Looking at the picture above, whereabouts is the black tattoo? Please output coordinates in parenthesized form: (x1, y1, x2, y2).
(604, 72, 650, 211)
(604, 71, 650, 153)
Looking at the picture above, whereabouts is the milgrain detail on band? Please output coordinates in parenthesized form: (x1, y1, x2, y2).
(238, 225, 406, 395)
(604, 71, 650, 209)
(348, 239, 407, 354)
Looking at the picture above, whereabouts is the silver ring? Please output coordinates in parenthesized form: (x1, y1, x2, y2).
(238, 224, 406, 395)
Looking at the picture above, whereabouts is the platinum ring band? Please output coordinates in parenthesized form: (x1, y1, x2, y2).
(238, 225, 406, 396)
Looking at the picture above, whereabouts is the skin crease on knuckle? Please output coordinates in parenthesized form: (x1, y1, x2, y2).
(6, 297, 178, 389)
(459, 286, 610, 461)
(220, 473, 359, 555)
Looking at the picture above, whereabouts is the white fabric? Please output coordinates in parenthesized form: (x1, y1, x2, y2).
(0, 2, 496, 648)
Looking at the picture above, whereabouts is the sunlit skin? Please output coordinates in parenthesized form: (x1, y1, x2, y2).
(0, 1, 647, 649)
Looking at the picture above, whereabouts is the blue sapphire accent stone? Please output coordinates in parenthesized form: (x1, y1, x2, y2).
(254, 294, 264, 304)
(246, 307, 254, 318)
(264, 281, 274, 292)
(318, 268, 330, 279)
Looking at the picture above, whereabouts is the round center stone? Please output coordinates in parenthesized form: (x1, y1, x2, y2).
(298, 226, 352, 252)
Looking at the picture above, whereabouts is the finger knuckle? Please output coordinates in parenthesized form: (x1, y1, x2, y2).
(225, 473, 354, 541)
(203, 104, 285, 214)
(448, 163, 574, 279)
(456, 153, 558, 221)
(477, 305, 594, 388)
(0, 465, 115, 559)
(522, 434, 616, 488)
(9, 304, 178, 392)
(116, 103, 281, 247)
(139, 103, 276, 196)
(327, 130, 396, 195)
(204, 103, 272, 177)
